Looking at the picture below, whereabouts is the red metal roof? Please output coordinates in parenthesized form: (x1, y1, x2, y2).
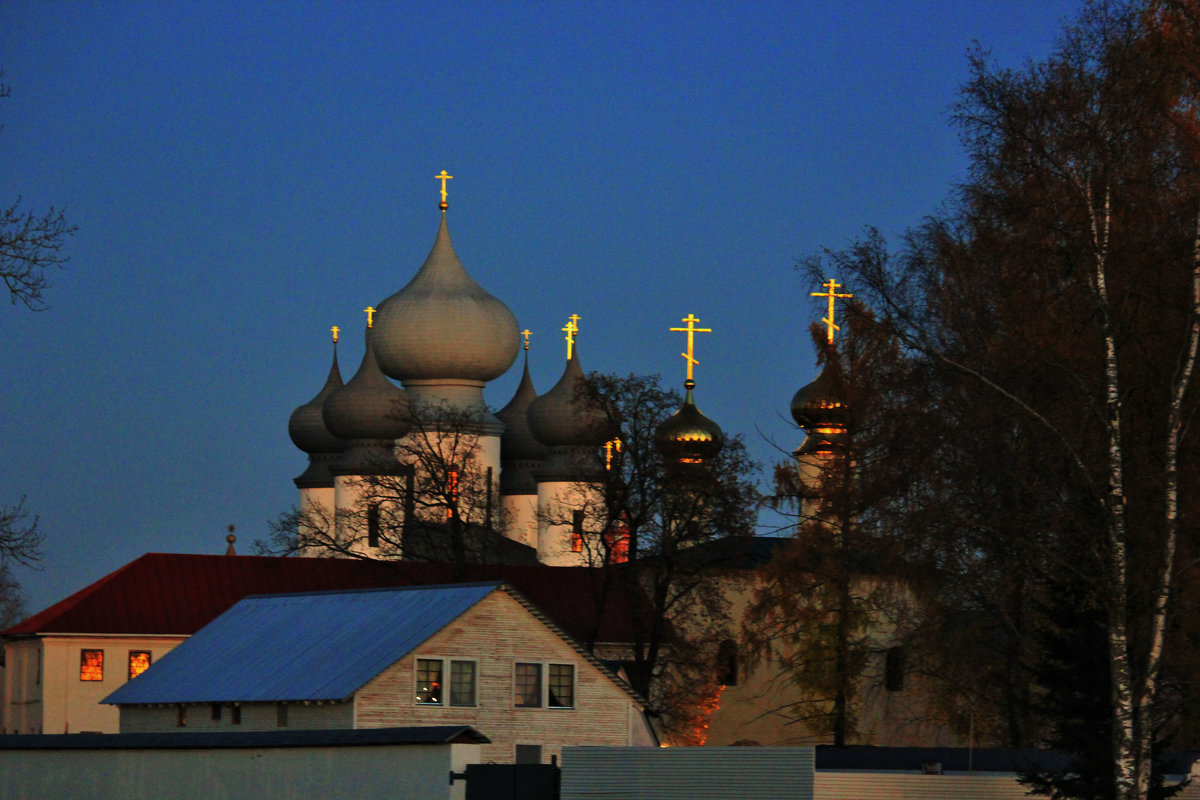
(4, 554, 647, 645)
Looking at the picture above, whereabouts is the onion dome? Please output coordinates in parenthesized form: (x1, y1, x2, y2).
(289, 347, 344, 455)
(323, 331, 411, 442)
(289, 345, 345, 488)
(372, 214, 520, 386)
(527, 347, 612, 449)
(791, 364, 848, 456)
(657, 380, 724, 465)
(496, 356, 548, 495)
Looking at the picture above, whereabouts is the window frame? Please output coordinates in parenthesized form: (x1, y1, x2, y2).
(514, 661, 576, 710)
(128, 650, 152, 681)
(413, 656, 478, 708)
(79, 649, 104, 682)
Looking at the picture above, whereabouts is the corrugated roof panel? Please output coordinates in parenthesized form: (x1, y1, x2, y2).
(103, 582, 499, 705)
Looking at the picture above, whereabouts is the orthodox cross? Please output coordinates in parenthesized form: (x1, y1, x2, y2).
(811, 279, 853, 344)
(669, 313, 712, 384)
(604, 436, 623, 471)
(562, 314, 580, 360)
(521, 329, 532, 351)
(364, 306, 376, 328)
(435, 170, 453, 210)
(330, 325, 340, 343)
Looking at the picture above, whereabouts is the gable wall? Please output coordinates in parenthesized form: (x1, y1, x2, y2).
(3, 635, 186, 735)
(355, 590, 642, 762)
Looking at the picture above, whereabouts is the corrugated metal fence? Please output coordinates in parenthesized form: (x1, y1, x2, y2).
(561, 747, 814, 800)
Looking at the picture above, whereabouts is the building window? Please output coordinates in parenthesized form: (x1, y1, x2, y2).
(416, 657, 476, 706)
(129, 651, 152, 680)
(231, 704, 241, 725)
(571, 510, 584, 552)
(515, 744, 543, 764)
(548, 664, 575, 708)
(885, 646, 905, 692)
(35, 649, 41, 685)
(446, 468, 460, 520)
(450, 660, 477, 707)
(515, 662, 543, 707)
(276, 702, 288, 727)
(176, 704, 187, 727)
(416, 658, 443, 704)
(367, 503, 380, 548)
(716, 640, 738, 686)
(80, 649, 103, 681)
(211, 702, 222, 721)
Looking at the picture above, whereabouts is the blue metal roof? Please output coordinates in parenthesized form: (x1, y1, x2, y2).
(104, 582, 500, 705)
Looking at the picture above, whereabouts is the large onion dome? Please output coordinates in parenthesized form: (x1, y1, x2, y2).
(791, 364, 847, 456)
(288, 346, 345, 488)
(372, 215, 520, 387)
(527, 348, 611, 449)
(323, 331, 411, 443)
(495, 356, 548, 496)
(657, 381, 724, 465)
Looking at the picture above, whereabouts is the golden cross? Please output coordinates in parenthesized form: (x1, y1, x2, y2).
(330, 325, 340, 343)
(669, 314, 712, 383)
(435, 170, 453, 210)
(521, 329, 532, 350)
(604, 436, 623, 471)
(364, 306, 376, 328)
(811, 279, 853, 343)
(562, 315, 580, 360)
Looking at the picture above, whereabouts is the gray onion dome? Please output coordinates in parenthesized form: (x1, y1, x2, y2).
(656, 382, 724, 464)
(496, 358, 549, 462)
(322, 332, 411, 441)
(527, 348, 613, 448)
(372, 215, 520, 383)
(289, 349, 344, 455)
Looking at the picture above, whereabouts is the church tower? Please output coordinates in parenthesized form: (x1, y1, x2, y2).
(287, 331, 344, 549)
(495, 333, 547, 550)
(527, 318, 613, 565)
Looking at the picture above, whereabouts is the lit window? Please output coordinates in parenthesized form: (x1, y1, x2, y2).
(416, 658, 443, 704)
(548, 664, 575, 708)
(515, 662, 542, 707)
(449, 660, 476, 707)
(128, 651, 152, 680)
(447, 468, 459, 520)
(80, 650, 103, 681)
(571, 510, 584, 552)
(416, 658, 475, 706)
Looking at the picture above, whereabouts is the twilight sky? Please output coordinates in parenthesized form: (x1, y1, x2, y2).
(2, 1, 1081, 616)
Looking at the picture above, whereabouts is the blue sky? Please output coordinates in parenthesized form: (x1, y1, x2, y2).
(2, 1, 1081, 615)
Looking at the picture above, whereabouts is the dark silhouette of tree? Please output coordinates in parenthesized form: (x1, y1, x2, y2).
(816, 3, 1200, 796)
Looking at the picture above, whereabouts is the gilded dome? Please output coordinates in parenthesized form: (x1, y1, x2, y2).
(656, 384, 724, 464)
(790, 365, 846, 430)
(372, 215, 519, 384)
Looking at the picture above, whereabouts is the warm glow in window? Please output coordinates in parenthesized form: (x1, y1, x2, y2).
(571, 510, 584, 553)
(515, 662, 542, 707)
(446, 469, 460, 520)
(416, 658, 443, 704)
(128, 651, 152, 680)
(549, 664, 575, 708)
(80, 649, 103, 681)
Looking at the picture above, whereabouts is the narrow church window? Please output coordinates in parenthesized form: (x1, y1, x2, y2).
(571, 510, 584, 553)
(128, 650, 152, 680)
(416, 658, 443, 704)
(450, 660, 476, 707)
(211, 702, 221, 721)
(35, 649, 41, 685)
(446, 468, 460, 520)
(231, 704, 241, 725)
(367, 503, 380, 548)
(548, 664, 575, 708)
(515, 662, 542, 707)
(80, 649, 103, 681)
(885, 646, 905, 692)
(716, 640, 738, 686)
(276, 702, 288, 727)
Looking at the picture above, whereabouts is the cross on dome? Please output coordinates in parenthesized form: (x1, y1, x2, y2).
(435, 170, 453, 211)
(562, 315, 580, 360)
(669, 313, 712, 384)
(811, 279, 853, 344)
